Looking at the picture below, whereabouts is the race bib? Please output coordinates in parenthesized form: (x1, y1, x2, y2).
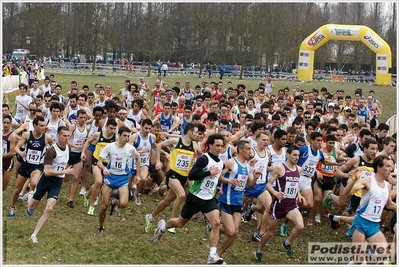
(322, 164, 334, 174)
(3, 140, 8, 154)
(284, 182, 298, 199)
(111, 155, 126, 171)
(175, 154, 190, 171)
(140, 153, 149, 166)
(161, 125, 169, 132)
(234, 174, 247, 191)
(302, 163, 316, 177)
(17, 106, 24, 114)
(200, 177, 217, 194)
(26, 149, 41, 164)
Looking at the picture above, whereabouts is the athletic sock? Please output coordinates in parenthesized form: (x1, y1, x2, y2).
(333, 215, 340, 222)
(210, 247, 217, 255)
(284, 240, 290, 246)
(282, 223, 287, 227)
(148, 214, 153, 221)
(160, 224, 166, 232)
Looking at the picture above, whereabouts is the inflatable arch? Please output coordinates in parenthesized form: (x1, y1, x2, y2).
(297, 24, 392, 86)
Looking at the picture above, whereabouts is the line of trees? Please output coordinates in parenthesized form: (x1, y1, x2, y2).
(2, 2, 397, 73)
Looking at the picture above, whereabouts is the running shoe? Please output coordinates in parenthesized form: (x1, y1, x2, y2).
(144, 214, 153, 233)
(154, 219, 165, 242)
(315, 214, 321, 223)
(109, 197, 116, 215)
(167, 227, 176, 234)
(94, 196, 99, 206)
(283, 240, 293, 258)
(30, 234, 38, 243)
(83, 194, 89, 207)
(18, 194, 23, 201)
(254, 250, 263, 263)
(191, 215, 198, 221)
(23, 191, 34, 201)
(280, 224, 288, 237)
(252, 232, 262, 242)
(205, 223, 212, 236)
(87, 206, 95, 216)
(328, 201, 336, 210)
(26, 208, 34, 216)
(328, 214, 341, 230)
(130, 187, 136, 201)
(302, 211, 308, 217)
(135, 194, 141, 206)
(243, 203, 254, 222)
(307, 219, 313, 226)
(322, 191, 332, 208)
(98, 226, 105, 233)
(67, 201, 74, 208)
(79, 187, 86, 195)
(8, 207, 15, 217)
(207, 253, 224, 264)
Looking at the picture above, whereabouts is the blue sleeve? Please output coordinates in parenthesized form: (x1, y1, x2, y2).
(319, 150, 325, 162)
(297, 145, 308, 166)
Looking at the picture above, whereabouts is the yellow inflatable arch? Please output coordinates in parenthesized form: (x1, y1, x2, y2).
(297, 24, 392, 86)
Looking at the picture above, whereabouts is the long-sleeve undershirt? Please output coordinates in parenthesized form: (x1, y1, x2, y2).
(188, 152, 221, 181)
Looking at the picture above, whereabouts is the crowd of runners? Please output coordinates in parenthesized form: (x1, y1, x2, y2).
(2, 73, 397, 264)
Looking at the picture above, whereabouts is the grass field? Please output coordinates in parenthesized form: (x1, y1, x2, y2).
(2, 69, 397, 265)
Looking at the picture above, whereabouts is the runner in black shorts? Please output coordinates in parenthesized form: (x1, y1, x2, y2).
(9, 116, 54, 217)
(66, 110, 89, 208)
(26, 126, 75, 243)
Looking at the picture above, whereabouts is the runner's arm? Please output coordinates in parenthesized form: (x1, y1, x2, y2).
(188, 155, 211, 181)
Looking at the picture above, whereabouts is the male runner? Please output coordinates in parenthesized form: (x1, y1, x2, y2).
(97, 126, 141, 232)
(26, 126, 74, 242)
(145, 123, 198, 234)
(255, 146, 305, 262)
(154, 134, 225, 264)
(9, 116, 54, 216)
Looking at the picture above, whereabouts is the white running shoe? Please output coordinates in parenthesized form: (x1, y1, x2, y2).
(154, 219, 165, 242)
(207, 253, 224, 264)
(315, 214, 321, 223)
(94, 196, 99, 206)
(79, 187, 86, 195)
(135, 194, 141, 206)
(30, 234, 38, 243)
(8, 206, 16, 217)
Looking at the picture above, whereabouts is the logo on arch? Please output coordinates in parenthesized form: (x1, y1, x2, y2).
(307, 30, 326, 47)
(363, 32, 383, 51)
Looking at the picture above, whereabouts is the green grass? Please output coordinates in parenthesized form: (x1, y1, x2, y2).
(3, 181, 368, 265)
(2, 69, 397, 265)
